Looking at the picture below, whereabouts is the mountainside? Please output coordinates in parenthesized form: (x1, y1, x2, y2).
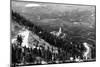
(11, 11, 96, 66)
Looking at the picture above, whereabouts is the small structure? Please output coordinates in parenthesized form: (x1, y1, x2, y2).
(50, 27, 62, 37)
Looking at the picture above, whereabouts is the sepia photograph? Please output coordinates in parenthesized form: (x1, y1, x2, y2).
(11, 0, 96, 67)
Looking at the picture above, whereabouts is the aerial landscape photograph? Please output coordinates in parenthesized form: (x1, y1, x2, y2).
(11, 0, 96, 67)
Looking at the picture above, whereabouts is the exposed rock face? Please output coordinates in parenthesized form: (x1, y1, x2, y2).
(83, 42, 91, 60)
